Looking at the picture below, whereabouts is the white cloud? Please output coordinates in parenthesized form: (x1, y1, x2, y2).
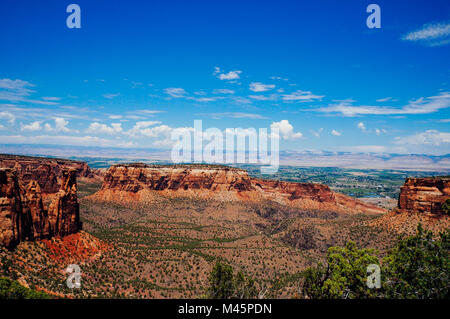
(0, 111, 15, 124)
(164, 87, 187, 98)
(0, 135, 134, 148)
(102, 93, 120, 99)
(21, 121, 42, 131)
(0, 79, 34, 90)
(138, 124, 172, 138)
(213, 67, 242, 80)
(249, 82, 275, 92)
(187, 96, 221, 102)
(248, 94, 277, 101)
(332, 98, 356, 103)
(402, 22, 450, 46)
(317, 92, 450, 116)
(270, 120, 302, 140)
(357, 122, 366, 131)
(376, 97, 392, 102)
(127, 110, 165, 118)
(212, 89, 235, 94)
(109, 115, 123, 119)
(311, 128, 323, 138)
(42, 97, 61, 101)
(331, 129, 342, 136)
(86, 122, 123, 134)
(202, 112, 267, 119)
(44, 118, 71, 133)
(270, 76, 288, 81)
(127, 121, 161, 136)
(0, 78, 58, 105)
(394, 130, 450, 146)
(282, 90, 324, 102)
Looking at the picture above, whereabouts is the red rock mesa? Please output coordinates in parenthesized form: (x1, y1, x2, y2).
(0, 154, 97, 194)
(94, 164, 385, 215)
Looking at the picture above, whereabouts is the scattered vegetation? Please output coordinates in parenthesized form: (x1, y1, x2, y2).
(300, 225, 449, 299)
(442, 199, 450, 215)
(382, 225, 449, 299)
(0, 277, 50, 299)
(206, 261, 258, 299)
(301, 241, 379, 299)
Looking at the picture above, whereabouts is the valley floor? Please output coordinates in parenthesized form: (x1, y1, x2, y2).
(0, 180, 399, 298)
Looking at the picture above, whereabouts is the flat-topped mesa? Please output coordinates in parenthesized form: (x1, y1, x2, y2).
(96, 164, 384, 214)
(100, 164, 254, 197)
(0, 168, 81, 249)
(0, 154, 96, 194)
(398, 177, 450, 215)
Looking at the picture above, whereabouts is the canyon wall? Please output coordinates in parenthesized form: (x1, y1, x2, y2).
(0, 168, 81, 249)
(397, 177, 450, 215)
(0, 154, 96, 194)
(95, 164, 385, 214)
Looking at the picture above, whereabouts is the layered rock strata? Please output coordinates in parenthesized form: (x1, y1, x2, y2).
(0, 168, 81, 249)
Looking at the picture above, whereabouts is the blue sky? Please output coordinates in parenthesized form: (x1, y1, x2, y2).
(0, 0, 449, 155)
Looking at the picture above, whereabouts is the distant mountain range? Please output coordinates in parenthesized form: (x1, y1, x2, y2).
(1, 144, 449, 172)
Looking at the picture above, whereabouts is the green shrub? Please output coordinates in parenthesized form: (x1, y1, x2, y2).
(382, 224, 449, 299)
(442, 199, 450, 215)
(301, 241, 379, 299)
(206, 261, 258, 299)
(0, 277, 50, 299)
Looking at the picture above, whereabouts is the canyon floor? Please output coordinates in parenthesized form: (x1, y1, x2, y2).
(1, 179, 400, 298)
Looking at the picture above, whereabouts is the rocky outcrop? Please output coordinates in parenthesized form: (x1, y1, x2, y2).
(0, 169, 32, 249)
(398, 177, 450, 215)
(252, 178, 335, 203)
(370, 177, 450, 235)
(48, 170, 81, 236)
(94, 164, 385, 214)
(0, 168, 81, 249)
(0, 154, 96, 194)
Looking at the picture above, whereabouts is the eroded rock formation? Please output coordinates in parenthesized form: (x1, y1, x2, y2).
(0, 154, 96, 194)
(370, 177, 450, 235)
(398, 177, 450, 215)
(101, 164, 254, 193)
(0, 168, 81, 249)
(48, 170, 81, 236)
(94, 164, 385, 214)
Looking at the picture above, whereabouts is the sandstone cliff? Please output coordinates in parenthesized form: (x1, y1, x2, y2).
(94, 164, 385, 214)
(398, 177, 450, 215)
(371, 177, 450, 234)
(0, 154, 96, 194)
(0, 168, 81, 249)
